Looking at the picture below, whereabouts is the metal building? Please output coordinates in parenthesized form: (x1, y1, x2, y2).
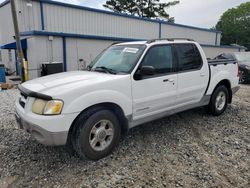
(0, 0, 246, 79)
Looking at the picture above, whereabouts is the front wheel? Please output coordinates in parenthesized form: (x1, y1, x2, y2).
(72, 109, 121, 161)
(206, 85, 229, 116)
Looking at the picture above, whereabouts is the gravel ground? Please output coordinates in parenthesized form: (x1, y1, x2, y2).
(0, 85, 249, 188)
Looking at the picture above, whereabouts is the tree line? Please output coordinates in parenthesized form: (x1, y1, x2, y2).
(216, 2, 250, 51)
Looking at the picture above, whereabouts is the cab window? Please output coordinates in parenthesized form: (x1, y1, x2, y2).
(175, 44, 202, 71)
(141, 45, 173, 75)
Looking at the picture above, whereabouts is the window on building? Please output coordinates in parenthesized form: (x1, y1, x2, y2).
(141, 45, 173, 75)
(175, 44, 202, 71)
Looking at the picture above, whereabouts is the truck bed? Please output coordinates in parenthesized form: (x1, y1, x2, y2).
(205, 58, 239, 97)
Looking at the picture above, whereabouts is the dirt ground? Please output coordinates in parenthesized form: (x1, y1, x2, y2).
(0, 85, 249, 188)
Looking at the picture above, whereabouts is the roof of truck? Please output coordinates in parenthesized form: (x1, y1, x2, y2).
(115, 39, 197, 46)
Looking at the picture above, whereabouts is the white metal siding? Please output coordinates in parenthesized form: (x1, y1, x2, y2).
(0, 2, 16, 73)
(0, 0, 41, 46)
(0, 0, 220, 46)
(66, 38, 112, 71)
(0, 3, 15, 45)
(161, 24, 217, 45)
(216, 33, 221, 45)
(0, 50, 15, 72)
(27, 36, 63, 79)
(43, 4, 159, 39)
(17, 0, 42, 32)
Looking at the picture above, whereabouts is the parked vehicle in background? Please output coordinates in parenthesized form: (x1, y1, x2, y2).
(215, 52, 250, 84)
(15, 39, 240, 160)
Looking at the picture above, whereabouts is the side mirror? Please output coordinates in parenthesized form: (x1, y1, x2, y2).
(140, 66, 155, 76)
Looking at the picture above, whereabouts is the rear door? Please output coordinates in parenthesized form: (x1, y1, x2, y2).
(174, 43, 209, 106)
(131, 44, 177, 120)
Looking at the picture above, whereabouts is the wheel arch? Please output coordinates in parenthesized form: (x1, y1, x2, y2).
(213, 79, 232, 103)
(67, 102, 129, 145)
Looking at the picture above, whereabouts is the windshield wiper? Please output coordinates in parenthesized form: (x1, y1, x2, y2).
(94, 66, 117, 74)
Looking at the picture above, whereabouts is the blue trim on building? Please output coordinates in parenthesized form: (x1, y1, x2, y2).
(159, 23, 162, 39)
(20, 30, 245, 50)
(0, 0, 9, 8)
(20, 31, 146, 42)
(39, 0, 221, 34)
(62, 37, 67, 72)
(40, 1, 45, 30)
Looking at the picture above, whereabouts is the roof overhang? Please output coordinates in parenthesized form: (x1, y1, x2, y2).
(0, 39, 27, 50)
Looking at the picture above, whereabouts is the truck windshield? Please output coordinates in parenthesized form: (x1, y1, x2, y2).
(90, 45, 146, 74)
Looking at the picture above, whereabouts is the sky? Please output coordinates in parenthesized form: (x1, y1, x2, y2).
(0, 0, 249, 29)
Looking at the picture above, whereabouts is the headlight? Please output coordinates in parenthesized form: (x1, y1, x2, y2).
(245, 65, 250, 70)
(44, 100, 64, 115)
(32, 99, 63, 115)
(32, 99, 47, 115)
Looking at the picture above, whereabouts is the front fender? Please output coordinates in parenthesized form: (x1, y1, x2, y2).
(63, 90, 133, 116)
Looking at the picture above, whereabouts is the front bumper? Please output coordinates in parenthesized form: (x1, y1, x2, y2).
(15, 112, 68, 146)
(15, 97, 79, 146)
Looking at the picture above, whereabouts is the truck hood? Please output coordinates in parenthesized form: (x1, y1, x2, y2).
(21, 71, 124, 96)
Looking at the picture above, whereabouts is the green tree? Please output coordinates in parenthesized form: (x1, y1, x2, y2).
(216, 2, 250, 50)
(103, 0, 179, 22)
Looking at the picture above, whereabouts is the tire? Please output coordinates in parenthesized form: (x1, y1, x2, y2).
(207, 85, 229, 116)
(72, 108, 121, 161)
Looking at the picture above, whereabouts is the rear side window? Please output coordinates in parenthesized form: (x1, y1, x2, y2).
(141, 45, 173, 75)
(175, 44, 202, 71)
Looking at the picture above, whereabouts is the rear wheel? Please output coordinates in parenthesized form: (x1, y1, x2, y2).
(207, 85, 229, 116)
(72, 108, 121, 161)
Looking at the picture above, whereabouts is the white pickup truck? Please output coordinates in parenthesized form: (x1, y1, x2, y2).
(15, 39, 240, 160)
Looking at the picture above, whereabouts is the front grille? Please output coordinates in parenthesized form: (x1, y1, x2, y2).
(19, 92, 28, 109)
(19, 100, 25, 108)
(21, 93, 27, 99)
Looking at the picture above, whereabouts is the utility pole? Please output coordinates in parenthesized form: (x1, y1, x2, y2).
(10, 0, 25, 82)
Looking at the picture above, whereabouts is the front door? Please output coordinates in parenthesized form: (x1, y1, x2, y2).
(132, 45, 177, 121)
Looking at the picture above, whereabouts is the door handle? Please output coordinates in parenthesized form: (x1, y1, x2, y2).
(163, 79, 175, 82)
(200, 73, 206, 77)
